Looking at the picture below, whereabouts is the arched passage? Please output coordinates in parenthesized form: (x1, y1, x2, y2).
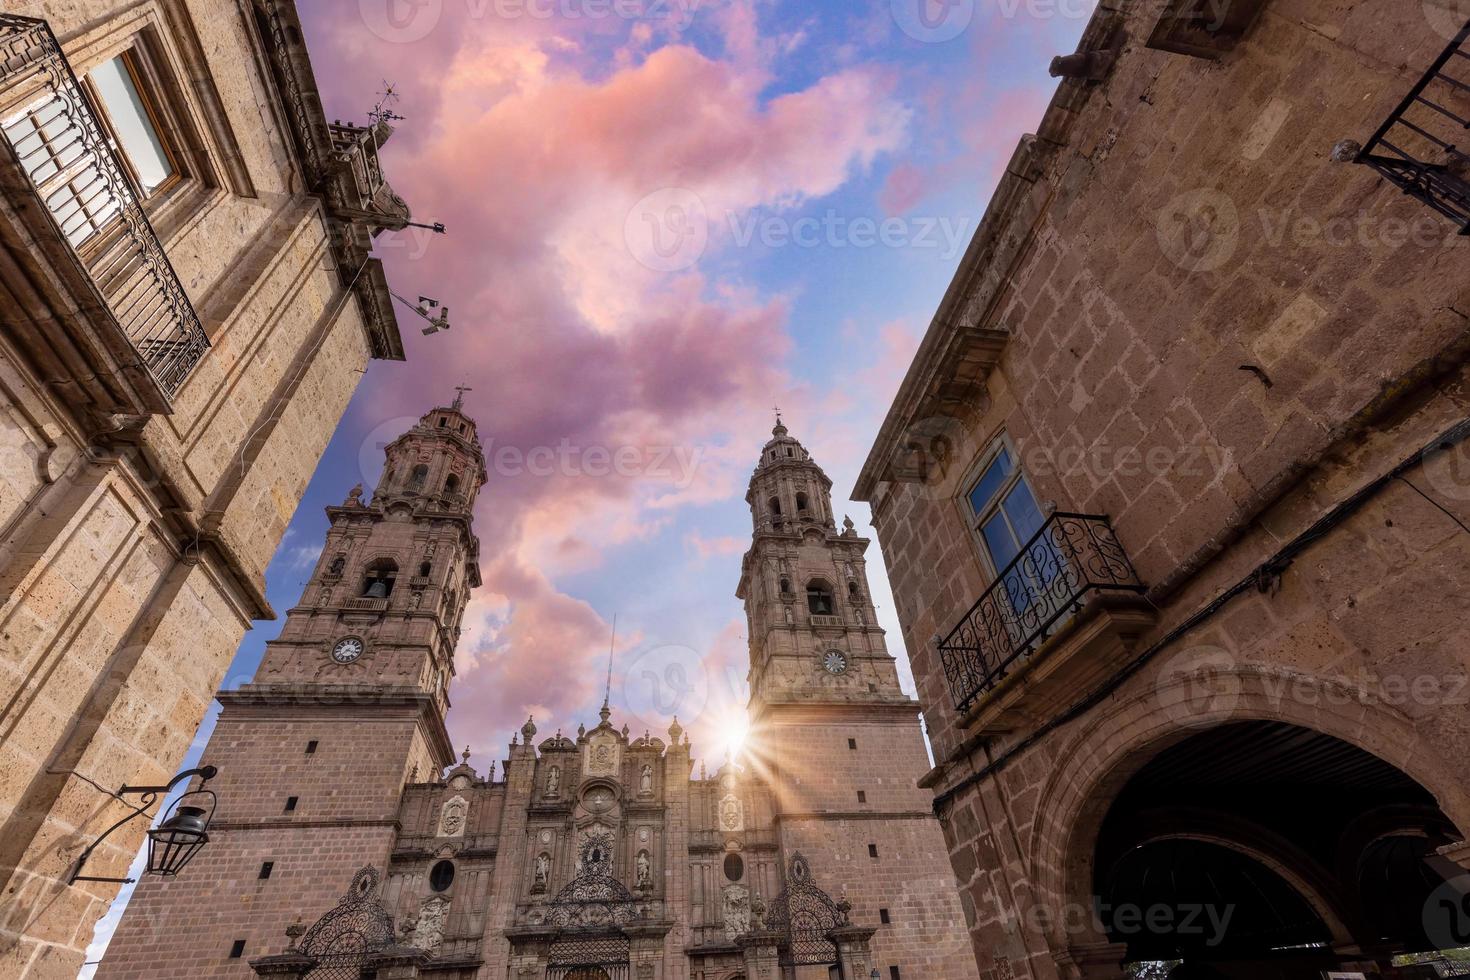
(1023, 673, 1470, 979)
(1090, 722, 1463, 976)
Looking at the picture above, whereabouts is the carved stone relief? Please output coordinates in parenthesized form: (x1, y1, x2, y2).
(718, 794, 744, 832)
(438, 795, 468, 837)
(585, 731, 620, 776)
(723, 883, 751, 941)
(411, 897, 448, 952)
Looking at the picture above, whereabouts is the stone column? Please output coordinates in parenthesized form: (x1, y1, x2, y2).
(830, 925, 877, 980)
(738, 930, 785, 980)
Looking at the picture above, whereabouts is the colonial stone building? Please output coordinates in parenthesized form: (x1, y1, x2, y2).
(0, 2, 416, 975)
(855, 3, 1470, 979)
(97, 411, 971, 979)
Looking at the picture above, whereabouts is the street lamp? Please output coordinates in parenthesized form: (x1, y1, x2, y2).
(68, 765, 219, 884)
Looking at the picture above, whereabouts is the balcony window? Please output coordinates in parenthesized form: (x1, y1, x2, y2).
(966, 441, 1061, 614)
(87, 52, 178, 197)
(2, 49, 177, 250)
(0, 17, 208, 399)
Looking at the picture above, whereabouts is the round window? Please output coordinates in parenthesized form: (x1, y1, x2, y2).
(724, 853, 745, 882)
(429, 859, 455, 892)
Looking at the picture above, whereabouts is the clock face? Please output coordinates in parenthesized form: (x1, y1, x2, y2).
(822, 651, 848, 675)
(332, 637, 364, 664)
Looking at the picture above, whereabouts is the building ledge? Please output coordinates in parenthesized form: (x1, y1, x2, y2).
(952, 593, 1157, 741)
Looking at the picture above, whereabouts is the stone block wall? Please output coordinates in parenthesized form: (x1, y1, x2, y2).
(858, 2, 1470, 977)
(0, 1, 405, 974)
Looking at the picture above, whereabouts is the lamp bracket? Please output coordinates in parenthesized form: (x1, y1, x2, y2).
(65, 766, 218, 885)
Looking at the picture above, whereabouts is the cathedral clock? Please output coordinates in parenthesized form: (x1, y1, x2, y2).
(822, 650, 848, 675)
(331, 637, 364, 664)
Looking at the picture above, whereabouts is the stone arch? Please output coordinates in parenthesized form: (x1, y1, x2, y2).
(1027, 667, 1470, 956)
(1111, 806, 1358, 948)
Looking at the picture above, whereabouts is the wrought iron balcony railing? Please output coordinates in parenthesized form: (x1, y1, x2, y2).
(0, 14, 208, 398)
(937, 513, 1145, 716)
(1345, 18, 1470, 235)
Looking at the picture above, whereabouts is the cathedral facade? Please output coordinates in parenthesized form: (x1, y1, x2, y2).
(98, 406, 972, 980)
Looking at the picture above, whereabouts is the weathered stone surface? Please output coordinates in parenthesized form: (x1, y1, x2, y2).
(855, 2, 1470, 977)
(0, 2, 408, 975)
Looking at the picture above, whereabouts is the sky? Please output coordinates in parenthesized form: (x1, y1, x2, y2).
(81, 0, 1090, 970)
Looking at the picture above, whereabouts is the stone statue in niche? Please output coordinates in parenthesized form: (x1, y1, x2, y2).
(329, 555, 346, 575)
(723, 883, 751, 941)
(438, 796, 468, 837)
(639, 763, 653, 796)
(636, 850, 652, 890)
(784, 605, 794, 624)
(411, 897, 448, 952)
(546, 766, 560, 796)
(532, 852, 550, 893)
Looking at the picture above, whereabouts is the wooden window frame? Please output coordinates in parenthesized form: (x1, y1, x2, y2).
(81, 46, 185, 203)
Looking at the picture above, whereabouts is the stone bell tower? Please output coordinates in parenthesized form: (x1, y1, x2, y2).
(737, 416, 906, 711)
(96, 398, 487, 978)
(737, 417, 974, 980)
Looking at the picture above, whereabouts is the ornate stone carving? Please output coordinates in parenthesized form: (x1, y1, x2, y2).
(545, 830, 640, 929)
(411, 896, 448, 952)
(718, 793, 744, 832)
(438, 795, 468, 837)
(532, 852, 550, 893)
(585, 730, 620, 776)
(636, 849, 652, 891)
(546, 765, 561, 797)
(723, 883, 751, 941)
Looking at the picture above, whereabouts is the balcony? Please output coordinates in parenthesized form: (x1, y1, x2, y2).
(1343, 18, 1470, 235)
(938, 513, 1152, 728)
(0, 15, 208, 402)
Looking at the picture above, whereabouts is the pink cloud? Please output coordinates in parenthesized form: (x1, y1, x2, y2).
(685, 532, 747, 562)
(295, 7, 911, 758)
(879, 161, 926, 215)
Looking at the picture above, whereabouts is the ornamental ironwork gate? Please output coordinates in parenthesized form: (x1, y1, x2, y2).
(298, 866, 396, 980)
(766, 854, 849, 969)
(546, 935, 630, 980)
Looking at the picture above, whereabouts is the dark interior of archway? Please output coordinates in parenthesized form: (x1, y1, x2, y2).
(1095, 722, 1460, 965)
(1103, 838, 1331, 960)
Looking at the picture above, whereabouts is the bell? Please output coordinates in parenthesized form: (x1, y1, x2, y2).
(366, 580, 388, 598)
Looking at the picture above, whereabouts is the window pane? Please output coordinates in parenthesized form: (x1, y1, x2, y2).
(981, 512, 1020, 570)
(89, 56, 174, 194)
(1001, 479, 1046, 544)
(966, 448, 1013, 518)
